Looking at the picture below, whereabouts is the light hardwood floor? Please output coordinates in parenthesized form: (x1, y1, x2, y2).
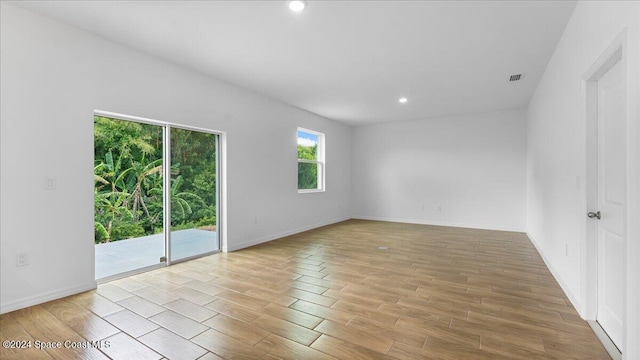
(1, 220, 610, 359)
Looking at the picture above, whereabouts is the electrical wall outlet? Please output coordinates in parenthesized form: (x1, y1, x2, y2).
(16, 252, 29, 267)
(44, 177, 56, 190)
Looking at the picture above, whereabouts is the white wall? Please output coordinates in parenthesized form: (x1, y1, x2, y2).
(526, 1, 640, 358)
(0, 3, 351, 313)
(351, 109, 527, 232)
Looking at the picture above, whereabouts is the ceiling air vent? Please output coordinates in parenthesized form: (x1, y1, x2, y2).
(509, 74, 523, 82)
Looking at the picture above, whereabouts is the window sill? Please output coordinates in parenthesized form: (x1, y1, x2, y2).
(298, 189, 325, 194)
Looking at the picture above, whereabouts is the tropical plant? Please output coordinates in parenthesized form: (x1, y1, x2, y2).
(94, 115, 217, 242)
(95, 221, 109, 243)
(149, 175, 205, 224)
(118, 158, 163, 222)
(94, 190, 133, 242)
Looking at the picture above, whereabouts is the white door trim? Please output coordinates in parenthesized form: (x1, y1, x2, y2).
(580, 29, 627, 358)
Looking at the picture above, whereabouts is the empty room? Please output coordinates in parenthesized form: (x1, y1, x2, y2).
(1, 1, 639, 359)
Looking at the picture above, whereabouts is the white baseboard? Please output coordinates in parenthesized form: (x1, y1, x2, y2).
(225, 216, 351, 252)
(0, 281, 97, 314)
(588, 321, 622, 360)
(351, 215, 525, 233)
(526, 232, 582, 313)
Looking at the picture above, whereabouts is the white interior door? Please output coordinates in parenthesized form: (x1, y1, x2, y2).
(595, 58, 625, 349)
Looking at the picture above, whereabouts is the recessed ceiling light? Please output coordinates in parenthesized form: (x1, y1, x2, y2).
(289, 0, 307, 12)
(398, 97, 408, 104)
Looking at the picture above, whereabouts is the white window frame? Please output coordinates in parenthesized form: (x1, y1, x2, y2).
(297, 127, 325, 193)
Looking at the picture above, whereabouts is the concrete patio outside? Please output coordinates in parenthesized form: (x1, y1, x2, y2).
(95, 228, 219, 279)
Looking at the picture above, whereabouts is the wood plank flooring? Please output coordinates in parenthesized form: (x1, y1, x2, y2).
(0, 220, 610, 359)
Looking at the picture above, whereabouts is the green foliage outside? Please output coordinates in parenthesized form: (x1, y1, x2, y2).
(94, 116, 216, 244)
(298, 144, 318, 190)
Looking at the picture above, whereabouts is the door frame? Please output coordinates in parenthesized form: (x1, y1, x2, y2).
(165, 123, 223, 265)
(94, 110, 227, 279)
(580, 29, 627, 358)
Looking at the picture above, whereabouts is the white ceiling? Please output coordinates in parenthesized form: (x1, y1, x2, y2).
(13, 0, 577, 126)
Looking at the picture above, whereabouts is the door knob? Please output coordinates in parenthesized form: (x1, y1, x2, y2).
(587, 211, 601, 219)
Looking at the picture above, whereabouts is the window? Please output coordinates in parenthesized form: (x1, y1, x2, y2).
(297, 128, 324, 192)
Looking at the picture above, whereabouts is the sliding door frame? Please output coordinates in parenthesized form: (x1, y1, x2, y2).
(94, 110, 225, 278)
(166, 123, 222, 265)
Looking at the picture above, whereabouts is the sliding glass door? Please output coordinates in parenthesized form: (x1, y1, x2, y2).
(169, 127, 219, 261)
(94, 114, 219, 280)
